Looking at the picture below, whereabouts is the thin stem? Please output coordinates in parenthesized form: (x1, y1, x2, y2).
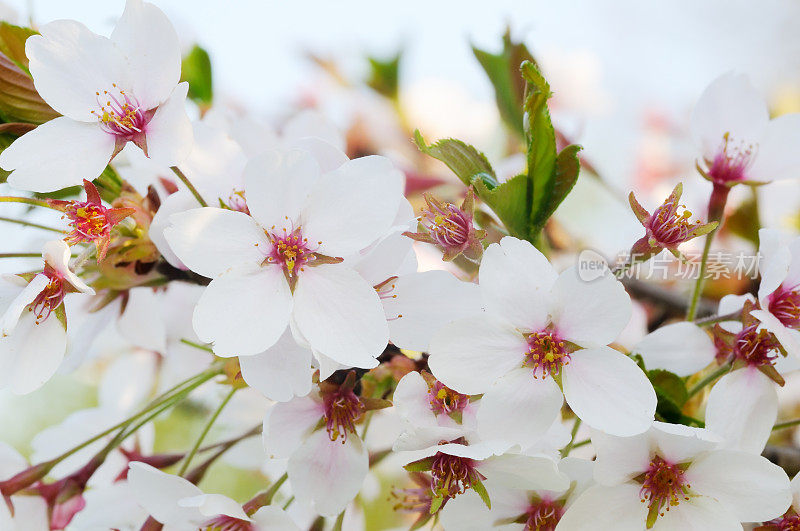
(180, 338, 213, 352)
(0, 252, 41, 258)
(0, 196, 57, 209)
(570, 438, 591, 450)
(332, 511, 345, 531)
(0, 216, 64, 233)
(282, 496, 295, 510)
(197, 424, 261, 453)
(687, 362, 732, 398)
(773, 418, 800, 431)
(687, 184, 729, 320)
(693, 310, 741, 327)
(561, 418, 582, 457)
(264, 473, 288, 505)
(170, 166, 208, 207)
(178, 386, 237, 475)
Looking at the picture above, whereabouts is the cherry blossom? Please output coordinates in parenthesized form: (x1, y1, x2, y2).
(0, 0, 193, 192)
(428, 236, 656, 444)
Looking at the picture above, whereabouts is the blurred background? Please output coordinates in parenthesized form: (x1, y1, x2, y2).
(2, 1, 800, 528)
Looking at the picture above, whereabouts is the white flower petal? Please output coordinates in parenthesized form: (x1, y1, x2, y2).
(477, 454, 569, 492)
(144, 82, 193, 167)
(650, 422, 721, 464)
(1, 117, 114, 192)
(686, 450, 791, 522)
(164, 207, 268, 278)
(562, 347, 655, 436)
(244, 148, 321, 231)
(117, 287, 167, 352)
(127, 462, 204, 526)
(0, 274, 47, 336)
(283, 109, 345, 152)
(148, 190, 196, 270)
(705, 368, 777, 454)
(653, 495, 741, 531)
(263, 395, 324, 459)
(251, 506, 301, 531)
(0, 312, 67, 395)
(111, 0, 180, 110)
(352, 231, 414, 287)
(287, 430, 368, 517)
(290, 136, 348, 173)
(43, 239, 93, 294)
(591, 429, 652, 485)
(393, 371, 437, 427)
(193, 265, 292, 357)
(752, 309, 800, 359)
(239, 329, 313, 402)
(476, 367, 563, 449)
(302, 155, 404, 257)
(178, 493, 249, 521)
(551, 268, 632, 346)
(556, 484, 648, 531)
(292, 265, 386, 368)
(633, 322, 715, 376)
(428, 316, 527, 395)
(749, 113, 800, 182)
(438, 489, 496, 531)
(690, 72, 769, 161)
(757, 228, 791, 305)
(27, 20, 128, 121)
(385, 271, 483, 352)
(478, 236, 555, 330)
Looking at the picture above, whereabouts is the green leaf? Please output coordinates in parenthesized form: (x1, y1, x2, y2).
(521, 61, 556, 216)
(367, 52, 401, 100)
(530, 143, 582, 232)
(413, 130, 497, 188)
(403, 456, 434, 472)
(0, 23, 36, 71)
(648, 369, 691, 424)
(0, 132, 13, 182)
(727, 193, 760, 246)
(181, 45, 213, 106)
(473, 173, 530, 238)
(0, 51, 58, 124)
(472, 30, 534, 137)
(471, 478, 491, 510)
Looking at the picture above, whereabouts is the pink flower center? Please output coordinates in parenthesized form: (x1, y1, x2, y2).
(429, 452, 482, 501)
(29, 267, 67, 324)
(201, 515, 253, 531)
(323, 388, 364, 442)
(525, 330, 571, 378)
(264, 227, 315, 278)
(765, 510, 800, 530)
(427, 381, 469, 416)
(647, 199, 699, 247)
(768, 283, 800, 330)
(639, 456, 690, 523)
(707, 133, 756, 184)
(524, 498, 565, 531)
(734, 324, 779, 368)
(63, 203, 114, 244)
(421, 201, 471, 248)
(225, 190, 250, 215)
(92, 85, 151, 139)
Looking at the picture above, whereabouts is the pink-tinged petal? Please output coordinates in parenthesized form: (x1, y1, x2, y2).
(690, 72, 769, 161)
(479, 236, 555, 330)
(428, 316, 528, 395)
(551, 268, 632, 346)
(164, 207, 268, 279)
(757, 228, 791, 305)
(148, 190, 196, 270)
(0, 311, 67, 395)
(263, 394, 324, 459)
(287, 430, 369, 517)
(1, 117, 114, 192)
(292, 265, 387, 368)
(42, 240, 93, 294)
(0, 274, 47, 336)
(650, 422, 720, 464)
(251, 506, 301, 531)
(127, 462, 204, 526)
(653, 495, 741, 531)
(562, 347, 655, 436)
(111, 0, 180, 109)
(244, 148, 321, 231)
(239, 329, 313, 402)
(633, 322, 715, 377)
(143, 82, 193, 167)
(283, 109, 346, 152)
(705, 368, 777, 454)
(177, 494, 249, 521)
(749, 113, 800, 182)
(477, 454, 569, 491)
(752, 309, 800, 359)
(301, 155, 404, 257)
(686, 450, 791, 522)
(476, 368, 563, 450)
(556, 484, 648, 531)
(27, 20, 129, 122)
(384, 271, 483, 352)
(393, 371, 437, 427)
(591, 429, 652, 485)
(192, 265, 292, 357)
